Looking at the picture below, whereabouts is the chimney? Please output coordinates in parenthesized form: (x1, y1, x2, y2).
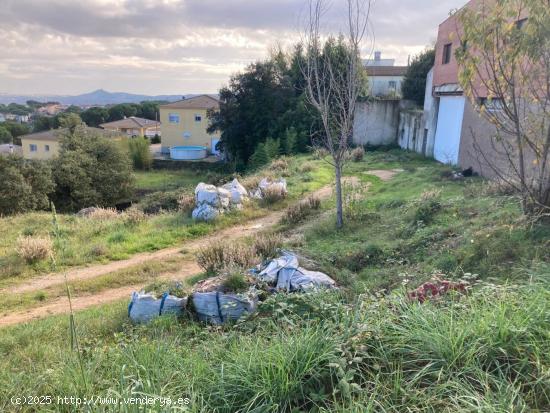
(374, 51, 381, 62)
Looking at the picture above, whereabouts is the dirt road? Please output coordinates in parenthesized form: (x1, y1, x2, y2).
(0, 170, 399, 327)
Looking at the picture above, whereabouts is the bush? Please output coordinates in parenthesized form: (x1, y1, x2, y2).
(177, 194, 195, 214)
(282, 196, 321, 224)
(0, 156, 55, 215)
(241, 176, 262, 192)
(221, 272, 250, 293)
(89, 244, 108, 257)
(299, 162, 315, 173)
(150, 134, 161, 144)
(351, 146, 365, 162)
(52, 126, 134, 212)
(196, 241, 258, 275)
(412, 189, 442, 224)
(336, 244, 386, 272)
(128, 137, 153, 170)
(136, 190, 182, 214)
(271, 158, 289, 172)
(262, 186, 287, 205)
(123, 207, 146, 224)
(253, 233, 283, 260)
(16, 236, 53, 263)
(86, 207, 120, 221)
(312, 147, 329, 160)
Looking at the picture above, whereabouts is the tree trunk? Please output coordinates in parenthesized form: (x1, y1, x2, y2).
(335, 163, 344, 229)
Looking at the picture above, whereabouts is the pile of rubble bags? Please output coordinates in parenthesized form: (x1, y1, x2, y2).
(250, 178, 288, 199)
(128, 292, 188, 323)
(128, 252, 336, 324)
(252, 252, 336, 292)
(192, 178, 248, 221)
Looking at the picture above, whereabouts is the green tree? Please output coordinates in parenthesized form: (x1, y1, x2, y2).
(80, 107, 109, 127)
(0, 155, 55, 215)
(33, 116, 53, 132)
(248, 143, 270, 170)
(0, 126, 13, 144)
(402, 48, 435, 105)
(52, 126, 135, 211)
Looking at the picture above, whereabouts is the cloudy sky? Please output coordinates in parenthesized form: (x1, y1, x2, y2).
(0, 0, 465, 96)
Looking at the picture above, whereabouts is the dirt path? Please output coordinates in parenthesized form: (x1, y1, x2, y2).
(0, 171, 401, 327)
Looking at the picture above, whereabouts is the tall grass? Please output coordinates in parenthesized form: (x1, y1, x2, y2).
(128, 137, 153, 170)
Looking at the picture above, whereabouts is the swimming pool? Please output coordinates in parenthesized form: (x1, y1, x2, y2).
(170, 146, 208, 160)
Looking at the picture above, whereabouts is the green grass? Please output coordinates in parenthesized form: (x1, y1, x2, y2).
(134, 169, 205, 193)
(1, 149, 549, 412)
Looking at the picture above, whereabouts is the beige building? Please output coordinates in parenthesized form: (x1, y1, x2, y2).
(159, 95, 220, 155)
(20, 127, 119, 160)
(100, 116, 161, 137)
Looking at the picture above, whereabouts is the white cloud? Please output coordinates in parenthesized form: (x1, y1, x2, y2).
(0, 0, 466, 95)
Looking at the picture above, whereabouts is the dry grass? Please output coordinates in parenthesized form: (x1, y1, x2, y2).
(196, 240, 258, 275)
(351, 146, 365, 162)
(86, 207, 120, 221)
(241, 175, 262, 192)
(177, 194, 195, 214)
(253, 233, 284, 260)
(312, 147, 329, 160)
(123, 207, 146, 225)
(282, 196, 321, 224)
(271, 158, 289, 171)
(299, 162, 315, 173)
(16, 236, 53, 263)
(262, 186, 287, 205)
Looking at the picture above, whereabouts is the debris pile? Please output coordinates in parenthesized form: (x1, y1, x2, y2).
(408, 279, 468, 303)
(128, 252, 336, 324)
(192, 179, 248, 221)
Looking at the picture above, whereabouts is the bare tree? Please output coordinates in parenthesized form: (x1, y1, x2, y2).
(456, 0, 550, 215)
(301, 0, 372, 228)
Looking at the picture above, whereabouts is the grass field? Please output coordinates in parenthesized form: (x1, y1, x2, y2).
(1, 149, 549, 412)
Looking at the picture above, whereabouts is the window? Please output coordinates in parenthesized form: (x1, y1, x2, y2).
(442, 43, 452, 64)
(168, 113, 180, 123)
(478, 97, 504, 112)
(388, 81, 397, 91)
(45, 145, 50, 152)
(194, 114, 202, 122)
(29, 144, 37, 152)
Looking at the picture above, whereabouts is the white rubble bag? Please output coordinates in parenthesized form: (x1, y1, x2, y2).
(192, 291, 258, 324)
(254, 252, 336, 292)
(192, 204, 220, 221)
(128, 292, 187, 323)
(222, 178, 248, 205)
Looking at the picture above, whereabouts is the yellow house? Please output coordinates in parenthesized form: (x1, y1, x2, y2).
(100, 116, 161, 138)
(20, 127, 120, 160)
(159, 95, 220, 155)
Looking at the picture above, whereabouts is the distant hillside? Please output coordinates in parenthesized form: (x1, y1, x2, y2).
(0, 89, 185, 106)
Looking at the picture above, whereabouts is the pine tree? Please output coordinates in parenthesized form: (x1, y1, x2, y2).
(248, 143, 270, 170)
(265, 138, 280, 159)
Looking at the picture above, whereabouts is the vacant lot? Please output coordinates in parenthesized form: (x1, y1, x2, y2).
(1, 150, 548, 412)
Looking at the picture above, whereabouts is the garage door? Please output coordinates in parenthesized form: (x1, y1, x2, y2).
(433, 96, 466, 165)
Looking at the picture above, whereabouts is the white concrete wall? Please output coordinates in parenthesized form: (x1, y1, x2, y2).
(368, 76, 404, 97)
(353, 100, 401, 146)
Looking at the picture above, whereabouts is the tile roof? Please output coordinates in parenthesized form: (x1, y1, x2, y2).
(160, 94, 220, 110)
(20, 127, 119, 142)
(365, 66, 408, 77)
(100, 116, 160, 129)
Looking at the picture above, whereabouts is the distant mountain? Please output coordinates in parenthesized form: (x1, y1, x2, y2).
(0, 89, 186, 106)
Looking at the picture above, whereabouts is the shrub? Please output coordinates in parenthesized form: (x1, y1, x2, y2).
(282, 196, 321, 224)
(312, 147, 329, 160)
(271, 158, 289, 172)
(123, 207, 146, 224)
(221, 272, 250, 293)
(136, 190, 182, 214)
(242, 175, 261, 192)
(253, 233, 283, 260)
(90, 244, 108, 257)
(0, 156, 55, 215)
(16, 236, 53, 263)
(196, 241, 258, 275)
(351, 146, 365, 162)
(86, 207, 120, 221)
(336, 244, 386, 272)
(412, 189, 442, 224)
(262, 186, 287, 205)
(52, 126, 134, 212)
(299, 162, 315, 173)
(128, 137, 153, 170)
(177, 194, 195, 214)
